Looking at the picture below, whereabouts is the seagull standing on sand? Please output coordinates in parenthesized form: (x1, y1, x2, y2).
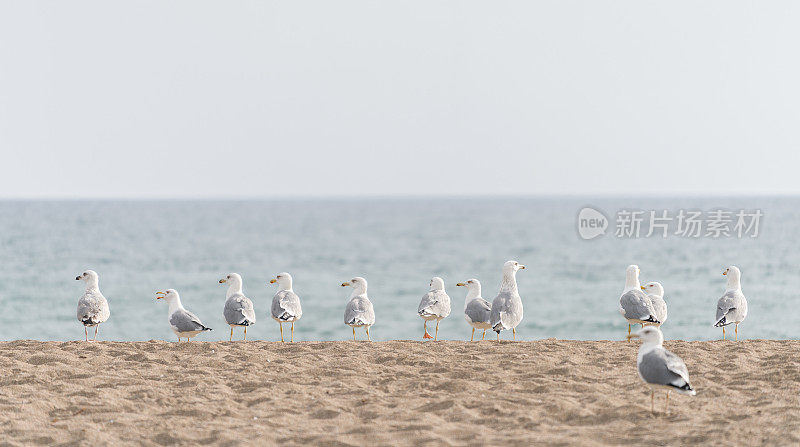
(75, 270, 110, 342)
(628, 326, 696, 413)
(714, 266, 748, 341)
(341, 277, 375, 341)
(641, 282, 667, 327)
(219, 273, 256, 341)
(417, 277, 451, 340)
(156, 289, 212, 341)
(457, 279, 491, 341)
(490, 260, 526, 341)
(619, 265, 659, 338)
(269, 272, 303, 342)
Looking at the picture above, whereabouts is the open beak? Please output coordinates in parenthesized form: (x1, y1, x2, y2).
(341, 282, 350, 287)
(456, 282, 466, 287)
(156, 291, 166, 300)
(269, 279, 277, 284)
(219, 279, 226, 284)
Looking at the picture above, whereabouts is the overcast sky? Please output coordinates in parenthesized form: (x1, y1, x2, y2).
(1, 1, 799, 198)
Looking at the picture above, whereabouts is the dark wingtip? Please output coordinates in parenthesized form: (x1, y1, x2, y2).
(714, 317, 727, 327)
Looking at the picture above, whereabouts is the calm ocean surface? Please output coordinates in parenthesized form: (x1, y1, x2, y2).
(0, 197, 796, 342)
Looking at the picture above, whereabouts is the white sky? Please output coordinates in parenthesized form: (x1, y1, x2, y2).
(1, 1, 799, 198)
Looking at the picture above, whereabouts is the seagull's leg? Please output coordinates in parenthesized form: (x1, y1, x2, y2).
(94, 326, 98, 341)
(497, 332, 500, 342)
(291, 322, 294, 342)
(651, 390, 655, 413)
(512, 328, 516, 341)
(423, 321, 432, 339)
(229, 327, 233, 342)
(366, 326, 371, 342)
(244, 326, 247, 341)
(352, 326, 356, 341)
(279, 323, 284, 343)
(85, 327, 88, 342)
(435, 321, 440, 341)
(665, 391, 670, 414)
(482, 329, 486, 341)
(640, 323, 644, 328)
(627, 324, 631, 342)
(471, 328, 475, 342)
(735, 324, 738, 341)
(722, 326, 726, 340)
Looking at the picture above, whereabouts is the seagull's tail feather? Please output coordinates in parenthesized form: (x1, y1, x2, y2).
(80, 317, 98, 326)
(643, 315, 660, 324)
(670, 382, 696, 396)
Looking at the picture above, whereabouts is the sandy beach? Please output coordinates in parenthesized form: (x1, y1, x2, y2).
(0, 339, 797, 446)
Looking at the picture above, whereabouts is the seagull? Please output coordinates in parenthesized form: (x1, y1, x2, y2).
(219, 273, 256, 341)
(641, 281, 667, 327)
(457, 279, 491, 341)
(75, 270, 110, 342)
(269, 272, 303, 342)
(341, 277, 375, 341)
(490, 260, 526, 341)
(714, 265, 748, 341)
(417, 277, 451, 340)
(156, 289, 212, 342)
(619, 265, 659, 339)
(627, 326, 696, 413)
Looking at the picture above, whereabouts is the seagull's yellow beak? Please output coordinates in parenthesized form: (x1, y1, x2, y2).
(722, 271, 727, 276)
(269, 279, 277, 284)
(519, 265, 526, 269)
(640, 286, 646, 290)
(341, 282, 350, 287)
(456, 282, 466, 287)
(219, 279, 226, 284)
(155, 291, 165, 300)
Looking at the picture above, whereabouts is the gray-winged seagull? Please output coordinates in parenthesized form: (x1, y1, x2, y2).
(628, 326, 696, 413)
(76, 270, 110, 342)
(417, 277, 451, 340)
(269, 272, 303, 342)
(457, 279, 491, 341)
(341, 277, 375, 341)
(714, 265, 748, 341)
(219, 273, 256, 341)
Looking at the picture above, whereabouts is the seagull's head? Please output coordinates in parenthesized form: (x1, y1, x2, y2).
(269, 272, 292, 289)
(456, 278, 481, 295)
(76, 270, 99, 285)
(219, 272, 242, 285)
(156, 289, 179, 303)
(641, 281, 664, 298)
(429, 277, 445, 291)
(626, 264, 640, 277)
(504, 260, 525, 274)
(341, 277, 367, 293)
(723, 265, 740, 278)
(627, 326, 663, 345)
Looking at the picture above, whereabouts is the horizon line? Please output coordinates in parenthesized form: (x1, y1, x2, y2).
(1, 192, 799, 201)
